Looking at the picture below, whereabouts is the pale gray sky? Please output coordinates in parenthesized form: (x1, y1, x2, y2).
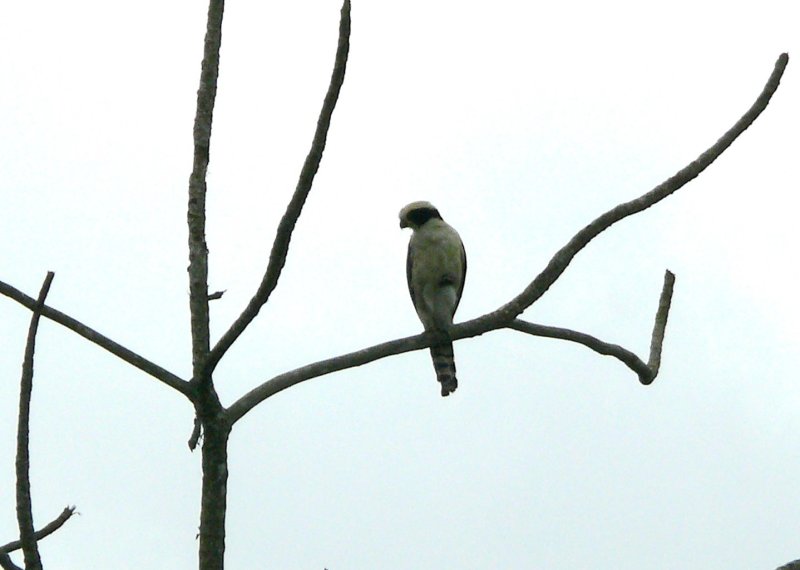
(1, 1, 799, 568)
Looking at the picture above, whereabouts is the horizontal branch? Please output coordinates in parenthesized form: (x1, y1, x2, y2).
(228, 270, 672, 422)
(225, 53, 788, 424)
(229, 319, 634, 422)
(0, 506, 76, 554)
(0, 279, 193, 399)
(206, 0, 351, 376)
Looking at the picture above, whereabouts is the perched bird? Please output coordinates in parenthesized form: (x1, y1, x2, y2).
(399, 201, 467, 396)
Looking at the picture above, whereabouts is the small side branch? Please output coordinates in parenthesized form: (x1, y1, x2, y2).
(0, 279, 192, 398)
(509, 269, 676, 385)
(644, 269, 675, 383)
(15, 272, 54, 570)
(508, 320, 651, 380)
(206, 0, 352, 375)
(1, 507, 76, 555)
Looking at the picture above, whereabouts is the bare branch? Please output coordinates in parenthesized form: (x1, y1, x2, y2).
(0, 279, 192, 398)
(491, 52, 789, 324)
(644, 269, 675, 383)
(1, 507, 76, 555)
(228, 289, 662, 423)
(508, 320, 651, 380)
(206, 0, 352, 375)
(187, 0, 225, 383)
(15, 272, 53, 570)
(226, 53, 788, 424)
(227, 330, 432, 422)
(188, 416, 203, 451)
(508, 269, 676, 385)
(0, 553, 20, 570)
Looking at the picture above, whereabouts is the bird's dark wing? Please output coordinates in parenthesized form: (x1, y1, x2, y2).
(453, 239, 467, 313)
(406, 243, 417, 309)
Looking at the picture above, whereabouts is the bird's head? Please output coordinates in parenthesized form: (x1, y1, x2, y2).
(399, 201, 442, 230)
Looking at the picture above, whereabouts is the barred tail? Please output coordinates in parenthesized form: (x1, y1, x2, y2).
(430, 342, 458, 397)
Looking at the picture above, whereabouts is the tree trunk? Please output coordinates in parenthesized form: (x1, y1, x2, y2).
(198, 417, 230, 570)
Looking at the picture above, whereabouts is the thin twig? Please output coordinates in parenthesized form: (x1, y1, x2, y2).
(226, 53, 788, 424)
(0, 279, 192, 398)
(206, 0, 352, 375)
(1, 507, 76, 554)
(187, 0, 225, 385)
(15, 272, 53, 570)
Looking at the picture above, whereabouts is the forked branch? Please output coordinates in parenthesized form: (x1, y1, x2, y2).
(509, 270, 675, 384)
(226, 53, 788, 424)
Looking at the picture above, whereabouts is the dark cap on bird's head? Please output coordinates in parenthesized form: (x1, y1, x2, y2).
(399, 201, 442, 229)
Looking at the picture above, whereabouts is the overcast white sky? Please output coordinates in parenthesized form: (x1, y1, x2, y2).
(1, 1, 799, 568)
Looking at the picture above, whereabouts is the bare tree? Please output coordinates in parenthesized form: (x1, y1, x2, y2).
(0, 1, 790, 569)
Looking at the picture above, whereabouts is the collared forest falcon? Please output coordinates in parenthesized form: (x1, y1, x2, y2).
(399, 201, 467, 396)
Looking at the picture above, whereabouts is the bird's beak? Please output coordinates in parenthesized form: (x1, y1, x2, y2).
(399, 219, 408, 229)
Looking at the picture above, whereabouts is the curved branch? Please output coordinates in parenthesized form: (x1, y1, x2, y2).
(508, 320, 651, 379)
(187, 0, 225, 383)
(206, 0, 351, 375)
(0, 279, 192, 398)
(508, 269, 676, 385)
(1, 507, 76, 555)
(15, 272, 53, 570)
(226, 53, 788, 424)
(490, 52, 789, 323)
(0, 554, 20, 570)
